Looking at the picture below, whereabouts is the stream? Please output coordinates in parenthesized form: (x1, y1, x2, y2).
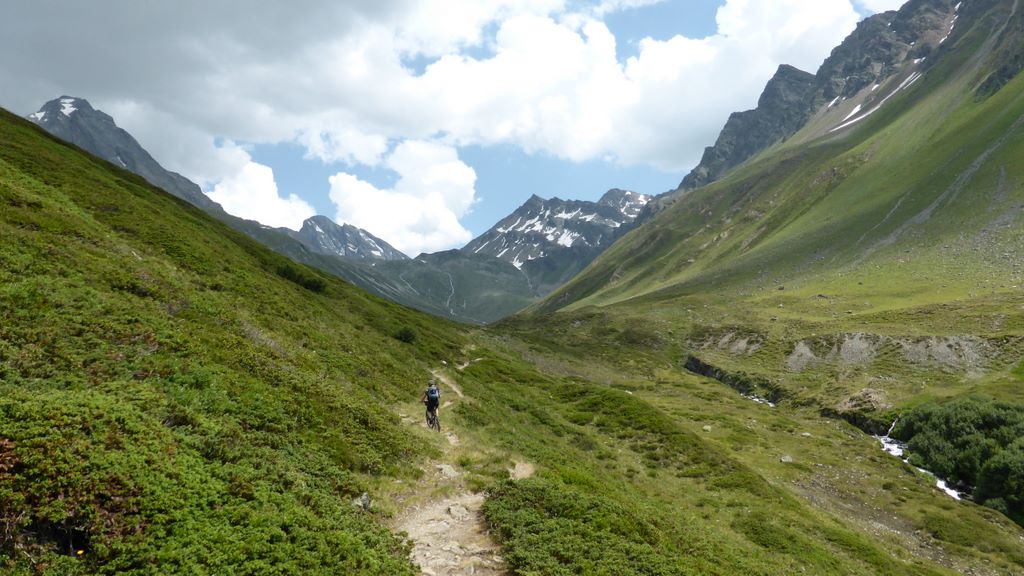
(874, 420, 963, 500)
(742, 393, 776, 408)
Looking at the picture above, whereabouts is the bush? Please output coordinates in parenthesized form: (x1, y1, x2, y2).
(393, 326, 417, 344)
(976, 440, 1024, 524)
(483, 477, 679, 576)
(894, 396, 1024, 524)
(275, 263, 326, 293)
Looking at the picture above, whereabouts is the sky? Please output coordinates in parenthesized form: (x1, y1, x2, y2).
(1, 0, 905, 257)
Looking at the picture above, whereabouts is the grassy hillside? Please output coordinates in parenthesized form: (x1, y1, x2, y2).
(0, 108, 469, 574)
(453, 339, 1024, 575)
(6, 2, 1024, 567)
(378, 250, 536, 325)
(506, 0, 1024, 541)
(528, 0, 1024, 411)
(5, 104, 1024, 575)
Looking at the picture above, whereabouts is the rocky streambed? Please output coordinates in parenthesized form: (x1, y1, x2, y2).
(874, 420, 965, 500)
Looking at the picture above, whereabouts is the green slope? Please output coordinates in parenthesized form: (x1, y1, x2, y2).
(6, 4, 1024, 569)
(0, 108, 467, 574)
(528, 0, 1024, 406)
(6, 103, 1023, 575)
(509, 0, 1024, 535)
(542, 1, 1024, 314)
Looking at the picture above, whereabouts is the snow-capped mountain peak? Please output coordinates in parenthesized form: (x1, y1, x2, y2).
(60, 97, 78, 116)
(598, 188, 653, 219)
(26, 96, 223, 212)
(463, 189, 651, 272)
(28, 96, 96, 125)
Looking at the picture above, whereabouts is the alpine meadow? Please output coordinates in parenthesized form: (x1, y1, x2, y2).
(2, 0, 1024, 575)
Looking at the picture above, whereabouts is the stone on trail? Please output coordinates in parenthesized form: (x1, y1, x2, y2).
(351, 492, 371, 511)
(448, 503, 470, 519)
(436, 464, 459, 479)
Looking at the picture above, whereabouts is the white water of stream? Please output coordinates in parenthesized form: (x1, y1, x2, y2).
(742, 393, 776, 408)
(875, 420, 963, 500)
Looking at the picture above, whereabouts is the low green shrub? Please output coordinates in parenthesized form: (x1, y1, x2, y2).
(894, 396, 1024, 524)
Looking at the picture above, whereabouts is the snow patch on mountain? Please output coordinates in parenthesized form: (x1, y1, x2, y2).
(463, 189, 651, 271)
(830, 70, 925, 133)
(60, 98, 78, 117)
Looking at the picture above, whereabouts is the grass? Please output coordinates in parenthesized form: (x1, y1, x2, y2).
(0, 109, 466, 574)
(434, 342, 1024, 575)
(470, 335, 1024, 574)
(3, 2, 1024, 571)
(519, 1, 1024, 427)
(480, 8, 1024, 567)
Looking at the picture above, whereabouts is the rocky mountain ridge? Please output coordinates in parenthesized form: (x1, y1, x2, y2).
(28, 96, 221, 211)
(27, 97, 409, 265)
(679, 0, 961, 191)
(285, 215, 408, 262)
(26, 96, 623, 322)
(465, 189, 650, 269)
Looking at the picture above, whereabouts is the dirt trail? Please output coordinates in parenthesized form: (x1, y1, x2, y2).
(393, 368, 530, 575)
(398, 489, 505, 576)
(432, 369, 464, 398)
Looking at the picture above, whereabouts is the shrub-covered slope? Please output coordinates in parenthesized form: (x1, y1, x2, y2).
(0, 108, 467, 574)
(3, 98, 1024, 575)
(541, 0, 1024, 316)
(518, 0, 1024, 528)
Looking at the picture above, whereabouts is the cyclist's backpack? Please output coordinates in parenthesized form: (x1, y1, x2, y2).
(427, 386, 440, 400)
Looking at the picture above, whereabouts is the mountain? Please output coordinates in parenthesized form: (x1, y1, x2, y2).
(678, 0, 957, 191)
(9, 0, 1024, 570)
(523, 0, 1024, 524)
(26, 96, 406, 265)
(466, 189, 650, 268)
(285, 215, 408, 261)
(24, 96, 526, 321)
(464, 188, 651, 295)
(27, 96, 221, 211)
(379, 250, 535, 323)
(5, 101, 1022, 574)
(26, 96, 635, 323)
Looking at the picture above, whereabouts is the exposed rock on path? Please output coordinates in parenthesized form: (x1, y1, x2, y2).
(397, 493, 505, 576)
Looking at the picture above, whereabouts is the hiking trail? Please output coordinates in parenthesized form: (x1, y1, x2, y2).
(391, 368, 533, 575)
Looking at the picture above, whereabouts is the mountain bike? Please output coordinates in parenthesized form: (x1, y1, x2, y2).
(426, 406, 441, 432)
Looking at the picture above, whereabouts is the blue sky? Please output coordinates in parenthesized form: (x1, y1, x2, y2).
(2, 0, 903, 256)
(251, 1, 727, 241)
(251, 136, 687, 238)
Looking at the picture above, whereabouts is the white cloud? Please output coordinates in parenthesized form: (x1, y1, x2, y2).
(394, 0, 565, 56)
(403, 0, 861, 170)
(208, 160, 316, 230)
(329, 141, 476, 256)
(2, 0, 896, 238)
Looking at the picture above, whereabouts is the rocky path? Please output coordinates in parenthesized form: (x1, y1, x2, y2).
(397, 489, 505, 576)
(393, 368, 531, 576)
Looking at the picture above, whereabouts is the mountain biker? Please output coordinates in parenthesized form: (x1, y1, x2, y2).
(421, 379, 441, 424)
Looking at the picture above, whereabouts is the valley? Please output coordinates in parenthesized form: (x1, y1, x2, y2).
(2, 0, 1024, 574)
